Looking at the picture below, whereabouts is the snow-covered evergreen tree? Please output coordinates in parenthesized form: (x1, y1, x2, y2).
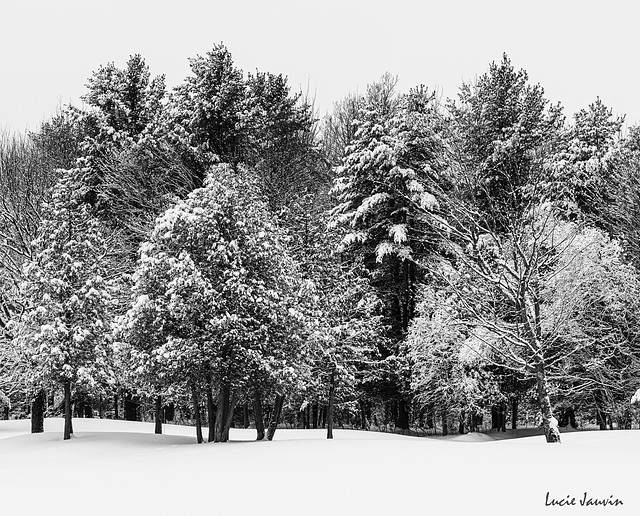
(330, 75, 446, 429)
(449, 53, 563, 226)
(118, 164, 306, 442)
(543, 98, 623, 219)
(169, 44, 245, 182)
(9, 169, 115, 439)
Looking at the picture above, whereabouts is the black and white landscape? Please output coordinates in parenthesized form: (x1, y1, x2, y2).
(1, 2, 639, 515)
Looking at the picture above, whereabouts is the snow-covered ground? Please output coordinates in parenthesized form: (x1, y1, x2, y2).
(0, 418, 636, 515)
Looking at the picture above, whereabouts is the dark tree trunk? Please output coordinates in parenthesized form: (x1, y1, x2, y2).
(31, 390, 46, 434)
(221, 391, 238, 442)
(124, 393, 138, 421)
(491, 405, 507, 432)
(359, 400, 370, 430)
(191, 385, 203, 444)
(594, 390, 609, 430)
(214, 384, 230, 442)
(266, 394, 284, 441)
(426, 404, 434, 429)
(2, 406, 8, 420)
(442, 409, 448, 437)
(312, 401, 318, 429)
(114, 394, 119, 420)
(154, 396, 162, 435)
(511, 397, 518, 430)
(303, 403, 310, 429)
(63, 381, 72, 440)
(84, 404, 93, 418)
(253, 389, 265, 441)
(207, 387, 215, 443)
(395, 398, 410, 430)
(458, 409, 465, 435)
(327, 369, 336, 439)
(243, 402, 250, 429)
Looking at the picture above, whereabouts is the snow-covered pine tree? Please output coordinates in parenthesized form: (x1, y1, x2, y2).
(330, 75, 445, 430)
(449, 53, 564, 228)
(169, 44, 245, 183)
(240, 70, 323, 210)
(543, 97, 623, 220)
(9, 169, 115, 439)
(83, 54, 166, 140)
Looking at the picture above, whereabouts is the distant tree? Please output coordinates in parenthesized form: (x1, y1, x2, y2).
(408, 286, 503, 435)
(543, 97, 623, 219)
(170, 44, 245, 183)
(449, 53, 564, 228)
(303, 259, 384, 438)
(322, 93, 363, 167)
(241, 71, 325, 210)
(541, 226, 640, 429)
(82, 53, 166, 140)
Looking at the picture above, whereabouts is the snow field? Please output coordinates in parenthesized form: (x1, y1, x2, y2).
(0, 418, 636, 516)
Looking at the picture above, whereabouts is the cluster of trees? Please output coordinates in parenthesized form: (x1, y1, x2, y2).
(1, 48, 639, 444)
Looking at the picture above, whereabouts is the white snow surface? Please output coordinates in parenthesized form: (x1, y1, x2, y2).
(0, 418, 637, 515)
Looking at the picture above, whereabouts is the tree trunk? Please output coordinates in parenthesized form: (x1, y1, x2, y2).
(214, 384, 230, 442)
(63, 381, 72, 440)
(359, 400, 370, 430)
(243, 402, 250, 429)
(221, 391, 238, 442)
(511, 397, 518, 430)
(594, 390, 609, 430)
(2, 406, 8, 420)
(266, 394, 284, 441)
(207, 386, 215, 443)
(395, 398, 410, 430)
(114, 394, 119, 420)
(191, 385, 203, 444)
(536, 364, 561, 443)
(31, 390, 45, 434)
(124, 393, 138, 421)
(327, 370, 336, 439)
(458, 409, 465, 435)
(442, 407, 448, 437)
(426, 404, 434, 429)
(154, 396, 162, 435)
(312, 401, 318, 429)
(253, 389, 265, 441)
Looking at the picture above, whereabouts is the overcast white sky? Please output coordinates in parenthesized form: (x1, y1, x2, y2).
(1, 0, 638, 133)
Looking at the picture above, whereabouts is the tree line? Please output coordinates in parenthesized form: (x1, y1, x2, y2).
(1, 48, 639, 444)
